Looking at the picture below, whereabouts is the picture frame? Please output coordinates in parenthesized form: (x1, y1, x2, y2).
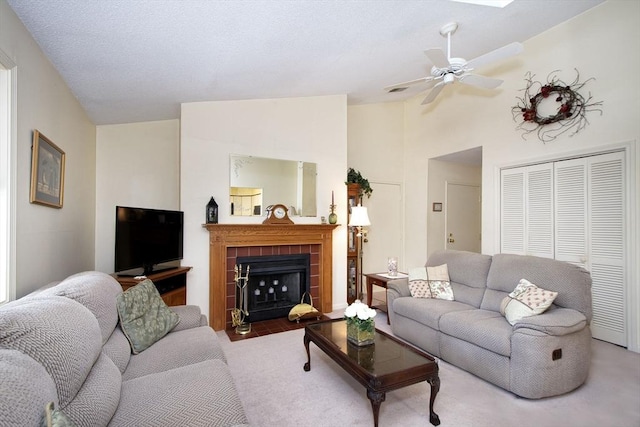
(432, 202, 443, 212)
(30, 130, 65, 208)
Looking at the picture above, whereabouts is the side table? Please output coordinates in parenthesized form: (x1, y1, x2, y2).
(365, 272, 407, 325)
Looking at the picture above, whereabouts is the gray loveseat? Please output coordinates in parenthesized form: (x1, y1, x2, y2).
(0, 271, 249, 426)
(387, 250, 592, 399)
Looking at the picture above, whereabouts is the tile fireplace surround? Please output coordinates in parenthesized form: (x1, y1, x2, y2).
(203, 224, 339, 331)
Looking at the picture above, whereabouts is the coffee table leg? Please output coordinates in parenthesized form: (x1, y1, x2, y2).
(303, 333, 311, 372)
(367, 389, 385, 427)
(427, 375, 441, 426)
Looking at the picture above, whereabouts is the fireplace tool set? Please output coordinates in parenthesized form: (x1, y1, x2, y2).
(232, 264, 251, 335)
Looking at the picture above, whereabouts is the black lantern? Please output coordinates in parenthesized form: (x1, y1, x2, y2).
(206, 197, 218, 224)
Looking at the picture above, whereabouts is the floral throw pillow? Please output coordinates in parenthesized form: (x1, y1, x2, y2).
(427, 264, 454, 300)
(500, 278, 558, 325)
(116, 279, 180, 354)
(408, 267, 432, 298)
(43, 402, 76, 427)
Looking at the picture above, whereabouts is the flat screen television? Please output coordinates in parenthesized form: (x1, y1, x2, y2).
(114, 206, 184, 276)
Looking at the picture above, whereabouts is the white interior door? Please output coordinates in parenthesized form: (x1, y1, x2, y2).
(362, 182, 403, 275)
(445, 183, 481, 253)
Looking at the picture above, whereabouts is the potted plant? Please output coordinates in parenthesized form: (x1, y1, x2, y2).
(346, 168, 373, 198)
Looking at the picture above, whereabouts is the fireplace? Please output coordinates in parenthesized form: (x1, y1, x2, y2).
(204, 224, 338, 331)
(235, 254, 310, 323)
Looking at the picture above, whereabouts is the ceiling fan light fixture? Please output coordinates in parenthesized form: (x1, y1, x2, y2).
(444, 73, 455, 85)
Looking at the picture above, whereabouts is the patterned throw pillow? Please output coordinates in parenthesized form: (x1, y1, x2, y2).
(427, 264, 454, 300)
(43, 402, 76, 427)
(116, 279, 180, 354)
(408, 267, 432, 298)
(500, 278, 558, 325)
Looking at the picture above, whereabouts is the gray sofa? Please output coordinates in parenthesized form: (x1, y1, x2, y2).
(387, 250, 592, 399)
(0, 271, 249, 426)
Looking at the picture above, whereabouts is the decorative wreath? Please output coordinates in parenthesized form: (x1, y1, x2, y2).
(512, 69, 602, 143)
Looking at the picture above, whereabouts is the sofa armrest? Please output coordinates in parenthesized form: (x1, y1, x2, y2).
(387, 278, 411, 298)
(513, 307, 587, 336)
(169, 305, 207, 331)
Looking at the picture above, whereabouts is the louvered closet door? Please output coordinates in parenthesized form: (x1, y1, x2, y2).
(500, 164, 554, 258)
(555, 159, 588, 268)
(588, 152, 626, 346)
(525, 164, 554, 258)
(500, 169, 525, 254)
(502, 151, 626, 347)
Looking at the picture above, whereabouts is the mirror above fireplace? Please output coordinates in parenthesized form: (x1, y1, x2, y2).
(229, 155, 317, 217)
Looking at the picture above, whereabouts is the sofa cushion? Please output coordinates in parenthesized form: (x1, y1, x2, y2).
(439, 309, 512, 357)
(500, 279, 558, 325)
(102, 328, 132, 374)
(0, 349, 58, 427)
(0, 296, 102, 408)
(483, 253, 592, 321)
(116, 279, 180, 354)
(41, 271, 123, 344)
(122, 326, 227, 380)
(408, 267, 432, 298)
(112, 359, 249, 427)
(62, 353, 121, 426)
(393, 297, 474, 330)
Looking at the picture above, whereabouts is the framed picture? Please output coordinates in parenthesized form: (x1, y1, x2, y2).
(30, 130, 65, 208)
(432, 202, 443, 212)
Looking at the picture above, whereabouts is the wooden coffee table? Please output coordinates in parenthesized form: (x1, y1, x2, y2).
(303, 318, 440, 426)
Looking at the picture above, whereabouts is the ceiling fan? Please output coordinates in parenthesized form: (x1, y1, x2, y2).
(385, 22, 523, 105)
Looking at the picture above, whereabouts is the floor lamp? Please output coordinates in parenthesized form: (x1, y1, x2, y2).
(348, 204, 371, 301)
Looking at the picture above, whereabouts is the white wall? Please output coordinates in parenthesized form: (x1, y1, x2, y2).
(94, 120, 180, 273)
(1, 0, 96, 296)
(180, 95, 347, 318)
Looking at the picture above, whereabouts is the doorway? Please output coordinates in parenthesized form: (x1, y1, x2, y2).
(427, 147, 482, 256)
(445, 183, 481, 253)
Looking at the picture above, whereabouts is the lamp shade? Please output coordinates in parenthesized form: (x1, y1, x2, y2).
(348, 205, 371, 227)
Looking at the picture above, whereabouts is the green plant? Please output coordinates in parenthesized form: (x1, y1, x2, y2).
(346, 168, 373, 198)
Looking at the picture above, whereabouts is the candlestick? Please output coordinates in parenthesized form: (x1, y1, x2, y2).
(332, 190, 334, 205)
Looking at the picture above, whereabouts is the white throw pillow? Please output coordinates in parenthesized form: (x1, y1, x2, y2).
(408, 267, 432, 298)
(500, 278, 558, 325)
(427, 264, 454, 300)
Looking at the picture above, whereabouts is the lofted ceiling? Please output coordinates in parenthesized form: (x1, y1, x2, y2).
(7, 0, 604, 125)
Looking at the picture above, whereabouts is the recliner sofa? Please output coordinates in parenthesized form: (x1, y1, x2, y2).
(387, 250, 592, 399)
(0, 271, 250, 426)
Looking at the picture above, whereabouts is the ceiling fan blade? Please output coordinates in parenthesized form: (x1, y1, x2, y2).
(459, 73, 504, 89)
(384, 76, 435, 92)
(421, 82, 445, 105)
(465, 42, 523, 70)
(424, 48, 449, 68)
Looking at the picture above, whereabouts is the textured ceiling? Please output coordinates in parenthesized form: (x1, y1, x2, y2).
(7, 0, 603, 125)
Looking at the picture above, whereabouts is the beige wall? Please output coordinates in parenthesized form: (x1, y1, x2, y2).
(94, 120, 180, 273)
(1, 0, 96, 297)
(180, 95, 348, 317)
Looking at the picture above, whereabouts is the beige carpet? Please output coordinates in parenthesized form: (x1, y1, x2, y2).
(218, 311, 640, 427)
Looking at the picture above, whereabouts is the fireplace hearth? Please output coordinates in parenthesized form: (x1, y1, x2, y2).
(236, 254, 310, 323)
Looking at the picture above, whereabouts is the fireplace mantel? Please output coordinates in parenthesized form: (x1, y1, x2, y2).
(203, 224, 338, 330)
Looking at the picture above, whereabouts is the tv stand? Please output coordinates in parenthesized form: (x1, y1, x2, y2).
(112, 266, 192, 306)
